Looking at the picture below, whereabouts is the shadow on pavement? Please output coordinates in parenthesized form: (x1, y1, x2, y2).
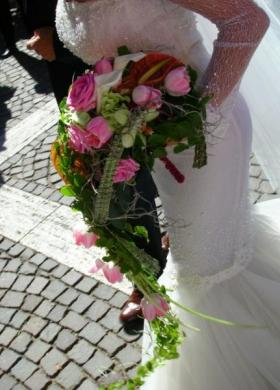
(13, 49, 52, 95)
(0, 85, 15, 187)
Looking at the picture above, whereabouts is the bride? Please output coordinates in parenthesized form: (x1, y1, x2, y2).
(56, 0, 280, 389)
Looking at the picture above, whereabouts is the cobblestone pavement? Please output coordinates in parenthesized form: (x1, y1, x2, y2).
(0, 235, 141, 389)
(0, 7, 279, 390)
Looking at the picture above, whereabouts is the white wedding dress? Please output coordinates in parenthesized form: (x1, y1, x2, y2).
(56, 1, 280, 389)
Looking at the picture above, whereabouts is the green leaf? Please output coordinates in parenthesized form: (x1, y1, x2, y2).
(173, 143, 189, 154)
(117, 45, 131, 56)
(134, 225, 149, 240)
(187, 65, 198, 86)
(60, 185, 76, 197)
(149, 134, 167, 146)
(152, 147, 167, 158)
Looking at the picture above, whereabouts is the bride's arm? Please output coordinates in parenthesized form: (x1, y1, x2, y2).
(171, 0, 270, 106)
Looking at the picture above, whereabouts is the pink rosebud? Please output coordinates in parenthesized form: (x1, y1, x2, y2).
(132, 85, 162, 109)
(102, 264, 123, 284)
(141, 294, 170, 321)
(68, 124, 89, 153)
(86, 117, 112, 149)
(141, 298, 157, 321)
(67, 72, 97, 112)
(95, 58, 113, 75)
(113, 158, 140, 184)
(164, 66, 191, 97)
(89, 258, 105, 273)
(89, 260, 123, 284)
(73, 228, 99, 249)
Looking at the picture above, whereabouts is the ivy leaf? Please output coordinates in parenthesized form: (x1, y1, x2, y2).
(134, 225, 149, 240)
(149, 134, 167, 146)
(187, 65, 198, 86)
(152, 147, 167, 158)
(60, 185, 76, 197)
(173, 143, 189, 154)
(117, 45, 131, 56)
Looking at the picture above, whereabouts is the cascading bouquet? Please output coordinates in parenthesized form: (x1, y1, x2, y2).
(51, 47, 212, 389)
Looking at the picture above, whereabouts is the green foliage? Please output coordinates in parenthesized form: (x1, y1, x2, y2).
(117, 45, 132, 56)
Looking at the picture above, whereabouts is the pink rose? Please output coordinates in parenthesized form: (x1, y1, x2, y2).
(95, 58, 113, 75)
(113, 158, 140, 184)
(89, 259, 123, 284)
(73, 226, 99, 249)
(132, 85, 162, 109)
(141, 294, 170, 321)
(164, 66, 191, 96)
(86, 117, 113, 149)
(67, 72, 97, 112)
(68, 124, 89, 153)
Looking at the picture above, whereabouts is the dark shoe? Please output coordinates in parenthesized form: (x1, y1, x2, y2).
(120, 289, 143, 323)
(0, 48, 12, 58)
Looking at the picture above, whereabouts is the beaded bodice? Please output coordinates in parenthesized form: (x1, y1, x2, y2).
(56, 0, 199, 66)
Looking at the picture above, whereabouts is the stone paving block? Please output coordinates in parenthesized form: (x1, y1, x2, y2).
(98, 332, 126, 356)
(10, 332, 32, 354)
(0, 349, 20, 371)
(250, 191, 261, 205)
(98, 370, 124, 388)
(116, 344, 141, 369)
(20, 248, 35, 261)
(40, 323, 61, 343)
(84, 300, 110, 322)
(71, 293, 94, 314)
(4, 258, 22, 272)
(47, 304, 67, 322)
(55, 329, 77, 352)
(60, 311, 88, 332)
(249, 177, 261, 191)
(92, 284, 116, 301)
(56, 288, 79, 306)
(41, 349, 68, 377)
(75, 277, 98, 293)
(0, 308, 16, 325)
(68, 339, 95, 365)
(77, 379, 99, 390)
(49, 191, 62, 202)
(10, 311, 30, 329)
(1, 291, 25, 308)
(56, 362, 84, 388)
(52, 264, 70, 278)
(26, 277, 49, 295)
(11, 358, 37, 382)
(0, 259, 7, 271)
(35, 300, 55, 318)
(0, 326, 18, 347)
(29, 253, 47, 266)
(118, 328, 142, 343)
(25, 369, 50, 389)
(41, 280, 67, 300)
(47, 384, 64, 390)
(0, 324, 4, 333)
(25, 339, 51, 363)
(0, 272, 17, 289)
(84, 350, 113, 379)
(8, 243, 25, 257)
(22, 316, 48, 337)
(40, 259, 57, 272)
(80, 322, 106, 345)
(99, 308, 123, 333)
(13, 383, 29, 390)
(62, 270, 83, 286)
(21, 295, 43, 312)
(19, 263, 37, 275)
(249, 164, 262, 178)
(0, 374, 17, 389)
(0, 238, 14, 251)
(12, 275, 33, 292)
(109, 291, 128, 309)
(259, 180, 275, 194)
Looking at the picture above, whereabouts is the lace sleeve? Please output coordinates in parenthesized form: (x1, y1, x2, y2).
(171, 0, 270, 106)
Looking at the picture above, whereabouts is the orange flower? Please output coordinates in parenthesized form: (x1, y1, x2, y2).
(117, 52, 183, 91)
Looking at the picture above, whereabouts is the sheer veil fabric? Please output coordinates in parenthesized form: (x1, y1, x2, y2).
(55, 1, 280, 388)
